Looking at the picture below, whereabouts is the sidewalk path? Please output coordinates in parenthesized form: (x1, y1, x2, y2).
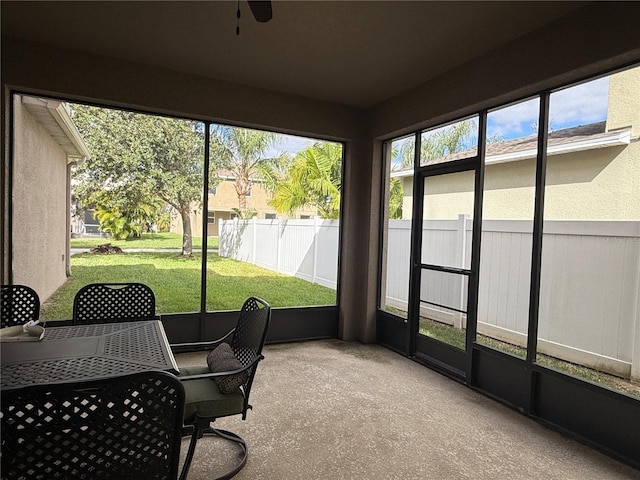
(70, 248, 218, 255)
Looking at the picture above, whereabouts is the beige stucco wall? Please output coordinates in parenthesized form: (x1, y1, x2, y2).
(545, 143, 640, 220)
(211, 177, 317, 219)
(608, 67, 640, 137)
(170, 178, 318, 237)
(400, 64, 640, 222)
(11, 95, 69, 302)
(401, 140, 640, 221)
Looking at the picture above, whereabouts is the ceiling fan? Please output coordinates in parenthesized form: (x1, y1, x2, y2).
(236, 1, 272, 34)
(236, 0, 273, 35)
(247, 1, 273, 23)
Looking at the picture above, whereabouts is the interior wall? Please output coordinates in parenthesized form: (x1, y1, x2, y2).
(0, 37, 360, 141)
(337, 124, 379, 342)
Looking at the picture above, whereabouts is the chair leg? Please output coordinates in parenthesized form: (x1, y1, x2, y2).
(180, 418, 248, 480)
(179, 424, 200, 480)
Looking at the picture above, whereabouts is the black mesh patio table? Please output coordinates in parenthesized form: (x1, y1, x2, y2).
(1, 320, 179, 390)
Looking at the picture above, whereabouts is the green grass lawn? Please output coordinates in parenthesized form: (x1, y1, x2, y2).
(40, 251, 335, 320)
(417, 316, 640, 399)
(381, 308, 640, 399)
(70, 232, 218, 250)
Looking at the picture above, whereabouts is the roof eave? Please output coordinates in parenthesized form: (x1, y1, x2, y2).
(486, 128, 632, 165)
(21, 96, 91, 163)
(390, 127, 632, 177)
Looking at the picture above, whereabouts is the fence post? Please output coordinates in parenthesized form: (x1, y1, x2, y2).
(250, 217, 256, 264)
(455, 214, 469, 329)
(632, 251, 640, 381)
(276, 218, 282, 273)
(218, 219, 224, 256)
(312, 216, 319, 284)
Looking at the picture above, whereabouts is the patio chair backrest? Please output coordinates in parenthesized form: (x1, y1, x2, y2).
(231, 296, 271, 414)
(1, 371, 185, 480)
(1, 284, 40, 328)
(0, 372, 184, 480)
(73, 282, 157, 325)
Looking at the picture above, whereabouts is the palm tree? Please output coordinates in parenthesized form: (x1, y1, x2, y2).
(388, 178, 404, 219)
(209, 126, 285, 214)
(269, 142, 342, 219)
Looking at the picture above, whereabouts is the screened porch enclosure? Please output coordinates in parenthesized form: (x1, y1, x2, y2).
(3, 1, 640, 471)
(7, 96, 342, 347)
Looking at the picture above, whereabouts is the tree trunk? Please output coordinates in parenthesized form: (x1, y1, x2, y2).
(180, 206, 193, 256)
(235, 174, 250, 212)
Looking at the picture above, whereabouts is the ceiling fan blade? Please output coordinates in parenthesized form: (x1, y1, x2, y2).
(247, 1, 272, 23)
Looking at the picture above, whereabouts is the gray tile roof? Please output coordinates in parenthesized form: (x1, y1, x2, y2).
(486, 121, 606, 158)
(424, 121, 609, 166)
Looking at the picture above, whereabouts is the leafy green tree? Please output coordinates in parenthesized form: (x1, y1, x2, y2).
(209, 126, 285, 214)
(421, 120, 474, 162)
(71, 105, 204, 255)
(90, 188, 163, 240)
(269, 142, 342, 219)
(388, 178, 404, 220)
(231, 207, 257, 219)
(388, 119, 498, 219)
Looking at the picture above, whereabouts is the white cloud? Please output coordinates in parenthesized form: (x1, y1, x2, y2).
(549, 76, 609, 127)
(488, 98, 540, 139)
(269, 133, 317, 157)
(486, 76, 610, 139)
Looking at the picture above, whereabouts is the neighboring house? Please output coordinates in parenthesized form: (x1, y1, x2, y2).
(11, 96, 90, 302)
(392, 67, 640, 222)
(171, 170, 317, 237)
(70, 208, 107, 237)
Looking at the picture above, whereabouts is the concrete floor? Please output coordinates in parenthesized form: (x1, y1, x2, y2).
(176, 339, 639, 480)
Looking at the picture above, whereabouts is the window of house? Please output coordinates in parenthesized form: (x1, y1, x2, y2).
(379, 64, 640, 398)
(379, 134, 415, 319)
(14, 96, 341, 322)
(476, 97, 540, 359)
(420, 116, 479, 166)
(207, 124, 341, 311)
(536, 67, 639, 398)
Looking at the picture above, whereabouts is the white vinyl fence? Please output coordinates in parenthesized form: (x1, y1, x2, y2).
(219, 218, 339, 289)
(219, 216, 640, 380)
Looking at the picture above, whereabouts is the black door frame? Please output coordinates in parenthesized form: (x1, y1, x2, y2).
(406, 113, 487, 381)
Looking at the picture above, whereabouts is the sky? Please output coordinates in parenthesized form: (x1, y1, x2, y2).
(487, 76, 609, 141)
(390, 75, 611, 167)
(275, 133, 317, 156)
(271, 75, 611, 160)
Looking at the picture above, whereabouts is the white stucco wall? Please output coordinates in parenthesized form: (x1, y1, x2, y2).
(12, 95, 69, 302)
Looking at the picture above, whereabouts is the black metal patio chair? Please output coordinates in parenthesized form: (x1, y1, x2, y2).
(72, 282, 157, 325)
(0, 371, 188, 480)
(1, 284, 40, 328)
(172, 296, 271, 480)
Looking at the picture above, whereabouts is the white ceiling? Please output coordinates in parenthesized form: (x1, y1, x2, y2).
(1, 1, 586, 108)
